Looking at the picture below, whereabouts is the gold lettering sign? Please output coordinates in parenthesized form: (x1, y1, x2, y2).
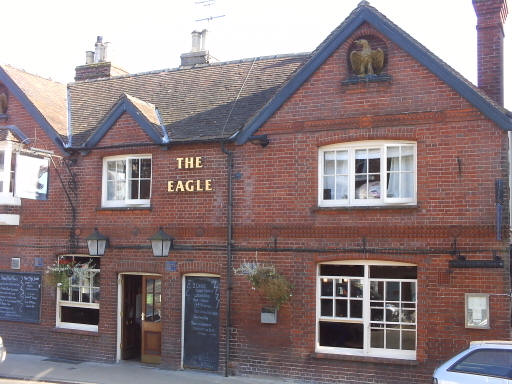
(168, 156, 213, 193)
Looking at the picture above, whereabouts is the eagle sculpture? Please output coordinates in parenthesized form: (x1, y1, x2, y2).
(350, 39, 384, 76)
(0, 93, 7, 114)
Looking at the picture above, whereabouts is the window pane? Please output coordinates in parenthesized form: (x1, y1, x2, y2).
(336, 151, 348, 174)
(368, 149, 380, 173)
(130, 159, 140, 178)
(371, 308, 384, 321)
(451, 350, 512, 378)
(350, 300, 363, 318)
(321, 279, 333, 296)
(401, 309, 416, 323)
(355, 175, 367, 199)
(141, 159, 152, 178)
(386, 304, 400, 322)
(93, 272, 100, 288)
(335, 299, 347, 317)
(324, 151, 335, 174)
(140, 180, 151, 199)
(129, 180, 139, 199)
(335, 279, 347, 297)
(401, 282, 416, 302)
(321, 299, 333, 316)
(371, 266, 417, 279)
(355, 150, 367, 174)
(370, 281, 384, 300)
(71, 287, 79, 302)
(92, 288, 100, 303)
(386, 282, 400, 301)
(386, 329, 400, 349)
(335, 176, 348, 200)
(402, 332, 415, 350)
(319, 321, 363, 349)
(320, 265, 364, 277)
(116, 161, 126, 179)
(401, 172, 414, 198)
(371, 327, 384, 348)
(323, 176, 334, 200)
(107, 161, 116, 180)
(61, 307, 99, 325)
(401, 146, 414, 172)
(350, 280, 363, 298)
(107, 181, 116, 200)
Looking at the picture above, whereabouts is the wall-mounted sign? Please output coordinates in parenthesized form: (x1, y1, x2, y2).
(465, 293, 490, 329)
(168, 157, 213, 193)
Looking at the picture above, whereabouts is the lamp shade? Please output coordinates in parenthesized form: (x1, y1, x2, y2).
(86, 228, 108, 256)
(149, 228, 173, 257)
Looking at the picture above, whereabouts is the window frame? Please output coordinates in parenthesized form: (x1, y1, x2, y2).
(101, 154, 152, 208)
(56, 254, 100, 332)
(0, 141, 20, 206)
(318, 141, 417, 207)
(316, 260, 417, 360)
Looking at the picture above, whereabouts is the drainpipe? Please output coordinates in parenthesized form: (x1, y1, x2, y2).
(221, 142, 233, 377)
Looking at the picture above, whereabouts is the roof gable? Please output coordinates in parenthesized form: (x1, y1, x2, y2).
(235, 1, 512, 144)
(0, 65, 67, 152)
(83, 94, 167, 148)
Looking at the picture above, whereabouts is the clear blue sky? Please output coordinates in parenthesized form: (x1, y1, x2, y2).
(2, 0, 511, 109)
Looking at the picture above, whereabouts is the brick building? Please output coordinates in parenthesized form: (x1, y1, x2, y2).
(0, 1, 511, 383)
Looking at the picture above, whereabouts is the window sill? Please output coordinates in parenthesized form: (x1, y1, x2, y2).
(311, 352, 418, 366)
(312, 204, 419, 212)
(97, 205, 152, 212)
(53, 327, 100, 337)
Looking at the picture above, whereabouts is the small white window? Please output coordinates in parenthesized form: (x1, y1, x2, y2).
(318, 141, 416, 207)
(102, 154, 151, 207)
(56, 255, 100, 332)
(0, 142, 20, 206)
(317, 261, 417, 360)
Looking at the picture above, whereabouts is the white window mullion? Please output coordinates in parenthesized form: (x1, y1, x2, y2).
(363, 265, 370, 353)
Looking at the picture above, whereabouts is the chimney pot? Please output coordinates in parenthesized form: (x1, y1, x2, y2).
(85, 51, 94, 65)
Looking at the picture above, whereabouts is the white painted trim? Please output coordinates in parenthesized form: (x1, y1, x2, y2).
(316, 261, 417, 360)
(318, 141, 417, 208)
(116, 272, 163, 362)
(101, 154, 152, 208)
(0, 214, 19, 226)
(181, 273, 221, 369)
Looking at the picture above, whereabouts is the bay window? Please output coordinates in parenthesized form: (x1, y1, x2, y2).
(318, 141, 416, 207)
(317, 261, 417, 360)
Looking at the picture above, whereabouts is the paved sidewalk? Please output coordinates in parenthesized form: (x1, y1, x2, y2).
(0, 354, 292, 384)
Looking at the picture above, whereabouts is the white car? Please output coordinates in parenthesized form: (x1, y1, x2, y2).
(432, 341, 512, 383)
(0, 336, 5, 363)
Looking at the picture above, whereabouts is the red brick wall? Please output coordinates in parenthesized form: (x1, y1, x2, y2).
(0, 22, 510, 384)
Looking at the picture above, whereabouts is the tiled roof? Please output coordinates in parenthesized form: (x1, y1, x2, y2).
(68, 54, 308, 147)
(1, 65, 67, 137)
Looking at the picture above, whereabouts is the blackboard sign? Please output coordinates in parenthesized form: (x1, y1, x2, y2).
(0, 271, 41, 323)
(183, 276, 220, 370)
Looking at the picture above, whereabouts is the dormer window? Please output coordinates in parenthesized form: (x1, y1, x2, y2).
(318, 141, 417, 207)
(101, 154, 152, 208)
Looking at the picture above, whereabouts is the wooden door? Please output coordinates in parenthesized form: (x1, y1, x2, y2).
(121, 275, 141, 360)
(183, 276, 220, 370)
(141, 276, 162, 364)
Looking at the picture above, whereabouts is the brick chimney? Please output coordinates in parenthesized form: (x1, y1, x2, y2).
(473, 0, 508, 106)
(180, 30, 210, 67)
(75, 36, 129, 81)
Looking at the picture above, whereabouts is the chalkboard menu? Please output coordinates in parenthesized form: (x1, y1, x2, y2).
(0, 272, 41, 323)
(183, 276, 220, 370)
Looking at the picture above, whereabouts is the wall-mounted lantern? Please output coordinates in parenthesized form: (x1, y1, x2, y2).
(86, 228, 109, 256)
(149, 227, 174, 257)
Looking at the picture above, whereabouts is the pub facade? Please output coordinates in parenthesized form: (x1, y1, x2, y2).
(0, 1, 511, 383)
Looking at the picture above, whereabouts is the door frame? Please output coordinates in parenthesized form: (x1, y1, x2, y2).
(116, 272, 162, 362)
(181, 273, 220, 369)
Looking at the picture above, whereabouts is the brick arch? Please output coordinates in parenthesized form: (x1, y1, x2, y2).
(179, 260, 223, 275)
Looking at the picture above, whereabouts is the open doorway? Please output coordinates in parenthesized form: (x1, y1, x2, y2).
(118, 274, 162, 364)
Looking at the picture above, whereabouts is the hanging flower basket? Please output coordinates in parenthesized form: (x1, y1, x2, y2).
(236, 261, 293, 310)
(45, 258, 94, 291)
